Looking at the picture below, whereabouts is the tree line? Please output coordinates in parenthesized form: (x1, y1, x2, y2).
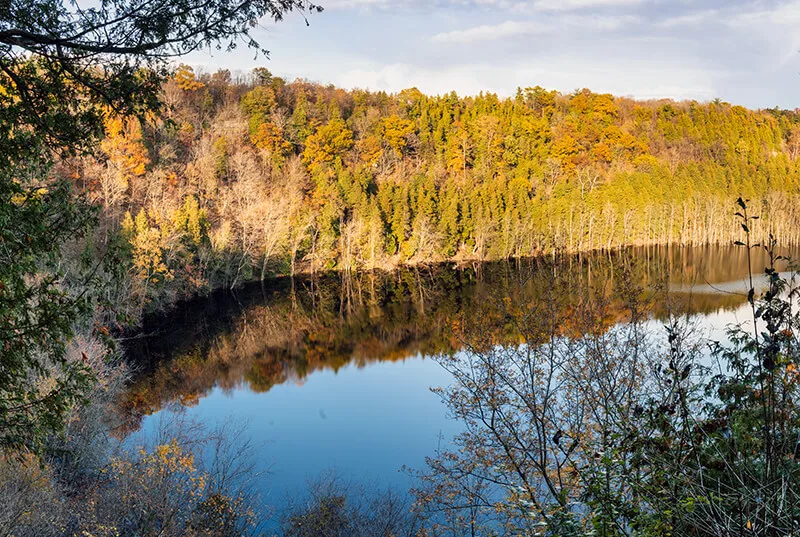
(5, 0, 800, 532)
(80, 65, 800, 320)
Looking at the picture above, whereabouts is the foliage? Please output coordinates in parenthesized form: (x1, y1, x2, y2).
(0, 163, 95, 453)
(411, 201, 800, 536)
(303, 117, 354, 174)
(0, 0, 317, 453)
(281, 473, 418, 537)
(89, 75, 800, 316)
(413, 260, 659, 536)
(0, 417, 263, 537)
(636, 200, 800, 536)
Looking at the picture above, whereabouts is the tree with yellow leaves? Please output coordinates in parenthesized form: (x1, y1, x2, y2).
(381, 115, 415, 157)
(122, 209, 173, 312)
(302, 118, 353, 174)
(174, 64, 206, 92)
(445, 123, 471, 178)
(251, 121, 292, 169)
(356, 135, 383, 168)
(98, 113, 150, 208)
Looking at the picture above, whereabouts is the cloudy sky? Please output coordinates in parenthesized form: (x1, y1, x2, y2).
(186, 0, 800, 109)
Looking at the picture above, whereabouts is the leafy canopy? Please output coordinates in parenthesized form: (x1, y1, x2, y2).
(0, 0, 319, 453)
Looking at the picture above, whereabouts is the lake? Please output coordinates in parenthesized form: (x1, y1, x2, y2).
(119, 244, 794, 513)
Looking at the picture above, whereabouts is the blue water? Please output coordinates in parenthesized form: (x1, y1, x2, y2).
(128, 354, 461, 504)
(123, 246, 797, 518)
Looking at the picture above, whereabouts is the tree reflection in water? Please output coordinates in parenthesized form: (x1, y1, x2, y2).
(119, 245, 779, 437)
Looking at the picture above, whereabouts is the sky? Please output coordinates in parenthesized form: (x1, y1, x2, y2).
(185, 0, 800, 109)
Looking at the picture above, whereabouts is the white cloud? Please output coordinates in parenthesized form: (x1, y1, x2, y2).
(331, 57, 716, 102)
(431, 14, 639, 44)
(579, 14, 641, 29)
(431, 21, 550, 43)
(321, 0, 647, 11)
(724, 1, 800, 71)
(317, 0, 399, 9)
(185, 0, 800, 108)
(531, 0, 645, 11)
(333, 63, 498, 96)
(657, 9, 720, 28)
(731, 0, 800, 25)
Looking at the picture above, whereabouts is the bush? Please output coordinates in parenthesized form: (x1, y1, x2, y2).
(282, 473, 419, 537)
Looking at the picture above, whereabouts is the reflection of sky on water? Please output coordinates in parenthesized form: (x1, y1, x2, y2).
(129, 355, 461, 506)
(668, 272, 776, 296)
(129, 286, 758, 508)
(669, 273, 800, 344)
(126, 248, 800, 515)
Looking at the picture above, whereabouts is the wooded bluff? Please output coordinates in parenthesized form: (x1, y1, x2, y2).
(76, 65, 800, 318)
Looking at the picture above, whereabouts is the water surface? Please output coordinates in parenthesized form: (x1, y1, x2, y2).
(121, 245, 795, 506)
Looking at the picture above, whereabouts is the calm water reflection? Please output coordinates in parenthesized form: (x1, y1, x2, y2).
(121, 245, 795, 504)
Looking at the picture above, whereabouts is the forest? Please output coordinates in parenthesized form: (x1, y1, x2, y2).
(77, 65, 800, 321)
(6, 0, 800, 534)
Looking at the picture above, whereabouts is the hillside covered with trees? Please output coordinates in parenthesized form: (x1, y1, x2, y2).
(79, 65, 800, 318)
(8, 0, 800, 530)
